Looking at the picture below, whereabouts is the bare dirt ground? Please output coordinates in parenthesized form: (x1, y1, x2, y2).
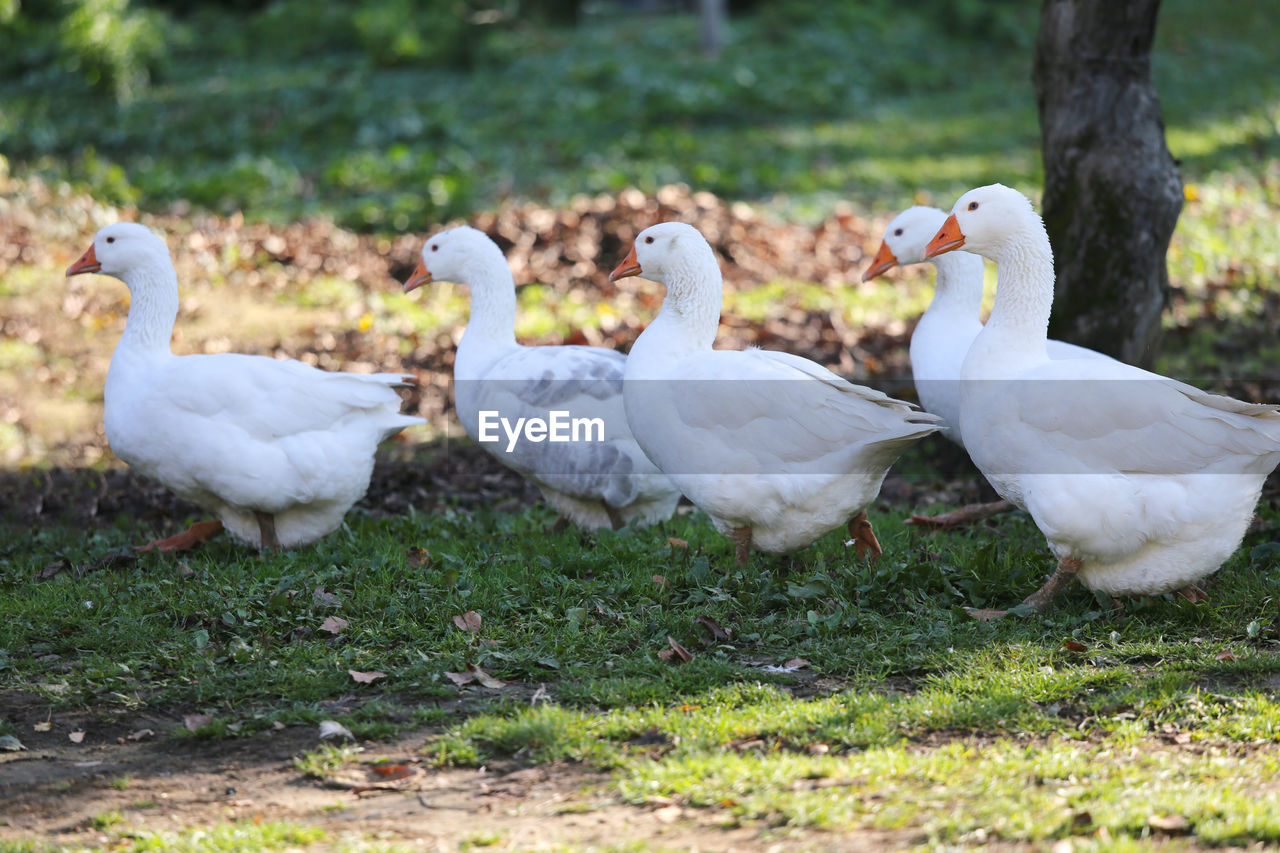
(0, 691, 915, 851)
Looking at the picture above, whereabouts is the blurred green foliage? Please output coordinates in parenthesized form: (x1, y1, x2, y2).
(0, 0, 1274, 233)
(0, 0, 166, 101)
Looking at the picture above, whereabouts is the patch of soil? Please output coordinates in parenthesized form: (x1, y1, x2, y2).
(0, 443, 537, 534)
(0, 691, 915, 851)
(0, 436, 993, 537)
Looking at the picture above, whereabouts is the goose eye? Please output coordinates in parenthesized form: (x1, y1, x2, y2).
(431, 244, 438, 252)
(644, 236, 654, 244)
(968, 201, 980, 211)
(893, 228, 903, 237)
(106, 236, 115, 244)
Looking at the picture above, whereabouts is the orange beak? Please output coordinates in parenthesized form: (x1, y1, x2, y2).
(861, 241, 899, 282)
(609, 245, 642, 282)
(924, 214, 965, 258)
(66, 243, 101, 276)
(402, 258, 433, 293)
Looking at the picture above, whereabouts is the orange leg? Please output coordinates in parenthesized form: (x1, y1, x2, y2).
(137, 520, 223, 553)
(605, 506, 626, 532)
(255, 511, 281, 551)
(1175, 583, 1209, 603)
(848, 511, 882, 560)
(732, 526, 752, 569)
(965, 555, 1082, 620)
(909, 499, 1015, 529)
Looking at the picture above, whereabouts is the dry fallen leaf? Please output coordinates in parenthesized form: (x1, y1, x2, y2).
(1062, 639, 1088, 653)
(183, 714, 212, 731)
(318, 616, 349, 636)
(965, 608, 1007, 622)
(318, 720, 354, 741)
(371, 763, 416, 779)
(38, 560, 69, 581)
(348, 669, 387, 684)
(652, 574, 669, 589)
(452, 611, 482, 633)
(326, 761, 425, 792)
(77, 552, 140, 575)
(469, 664, 505, 689)
(406, 547, 432, 568)
(658, 636, 693, 665)
(653, 804, 683, 824)
(312, 586, 341, 607)
(33, 721, 52, 732)
(68, 730, 85, 743)
(695, 614, 732, 642)
(667, 537, 689, 549)
(1148, 814, 1191, 833)
(444, 665, 505, 689)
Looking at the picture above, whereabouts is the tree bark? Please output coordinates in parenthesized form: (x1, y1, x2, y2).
(1033, 0, 1182, 367)
(698, 0, 728, 57)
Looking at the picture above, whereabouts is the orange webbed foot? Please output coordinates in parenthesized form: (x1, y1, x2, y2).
(848, 512, 882, 561)
(908, 499, 1015, 530)
(1175, 583, 1209, 604)
(137, 520, 224, 553)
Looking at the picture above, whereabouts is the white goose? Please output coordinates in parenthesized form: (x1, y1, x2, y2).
(863, 205, 1110, 527)
(925, 184, 1280, 613)
(611, 222, 941, 566)
(66, 222, 424, 551)
(403, 225, 680, 530)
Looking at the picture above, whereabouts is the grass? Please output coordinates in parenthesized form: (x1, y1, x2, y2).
(13, 493, 1276, 718)
(119, 821, 326, 852)
(294, 743, 363, 780)
(4, 491, 1280, 844)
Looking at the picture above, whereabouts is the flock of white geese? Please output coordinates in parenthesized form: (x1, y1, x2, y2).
(66, 183, 1280, 617)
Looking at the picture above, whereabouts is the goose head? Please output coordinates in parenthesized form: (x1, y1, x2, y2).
(66, 222, 170, 281)
(403, 225, 507, 293)
(609, 222, 717, 289)
(862, 206, 948, 281)
(924, 183, 1038, 260)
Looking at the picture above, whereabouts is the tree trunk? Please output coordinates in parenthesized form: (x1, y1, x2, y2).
(698, 0, 727, 57)
(1032, 0, 1182, 368)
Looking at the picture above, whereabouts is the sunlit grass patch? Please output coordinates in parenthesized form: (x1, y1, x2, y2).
(295, 743, 363, 780)
(120, 820, 327, 852)
(620, 736, 1280, 842)
(425, 663, 1280, 841)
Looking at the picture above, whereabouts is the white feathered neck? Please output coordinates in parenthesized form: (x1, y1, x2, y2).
(926, 250, 986, 322)
(451, 240, 518, 350)
(963, 213, 1054, 376)
(640, 239, 724, 355)
(116, 252, 180, 356)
